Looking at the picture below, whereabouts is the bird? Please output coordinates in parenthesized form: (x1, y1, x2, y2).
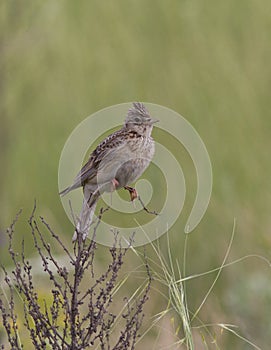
(59, 102, 158, 241)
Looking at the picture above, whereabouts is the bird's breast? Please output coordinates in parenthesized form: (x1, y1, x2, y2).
(139, 137, 155, 159)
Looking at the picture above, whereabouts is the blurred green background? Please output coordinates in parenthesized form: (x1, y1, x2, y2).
(1, 1, 271, 349)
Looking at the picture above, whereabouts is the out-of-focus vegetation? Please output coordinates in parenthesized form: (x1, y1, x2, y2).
(1, 1, 271, 348)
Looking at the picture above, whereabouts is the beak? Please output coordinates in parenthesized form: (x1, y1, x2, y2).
(150, 118, 159, 124)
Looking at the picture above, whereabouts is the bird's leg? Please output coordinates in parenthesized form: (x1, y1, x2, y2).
(111, 178, 119, 191)
(124, 186, 138, 201)
(108, 178, 119, 205)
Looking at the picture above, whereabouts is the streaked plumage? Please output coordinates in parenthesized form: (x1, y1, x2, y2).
(60, 102, 158, 240)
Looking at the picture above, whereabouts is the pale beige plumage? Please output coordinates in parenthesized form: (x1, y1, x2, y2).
(60, 102, 158, 240)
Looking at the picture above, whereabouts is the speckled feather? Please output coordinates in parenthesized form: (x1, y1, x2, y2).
(59, 102, 157, 240)
(60, 103, 156, 195)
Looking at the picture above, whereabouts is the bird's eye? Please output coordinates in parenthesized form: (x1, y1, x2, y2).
(134, 117, 141, 123)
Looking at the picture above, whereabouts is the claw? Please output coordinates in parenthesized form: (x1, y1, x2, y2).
(124, 186, 138, 201)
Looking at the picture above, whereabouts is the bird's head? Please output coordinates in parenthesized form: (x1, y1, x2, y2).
(124, 102, 159, 133)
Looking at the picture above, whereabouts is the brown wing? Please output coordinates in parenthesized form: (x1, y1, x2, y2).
(59, 128, 141, 196)
(72, 128, 128, 188)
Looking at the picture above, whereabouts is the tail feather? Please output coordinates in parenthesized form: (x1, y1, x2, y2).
(59, 183, 79, 196)
(72, 200, 97, 241)
(72, 187, 99, 241)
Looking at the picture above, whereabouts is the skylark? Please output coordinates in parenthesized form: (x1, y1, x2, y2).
(60, 102, 158, 241)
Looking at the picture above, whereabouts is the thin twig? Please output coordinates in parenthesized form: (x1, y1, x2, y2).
(0, 203, 151, 350)
(137, 195, 159, 216)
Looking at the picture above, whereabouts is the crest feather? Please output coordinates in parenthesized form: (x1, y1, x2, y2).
(127, 102, 150, 118)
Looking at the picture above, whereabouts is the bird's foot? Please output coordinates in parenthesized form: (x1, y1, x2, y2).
(124, 186, 138, 201)
(124, 186, 159, 215)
